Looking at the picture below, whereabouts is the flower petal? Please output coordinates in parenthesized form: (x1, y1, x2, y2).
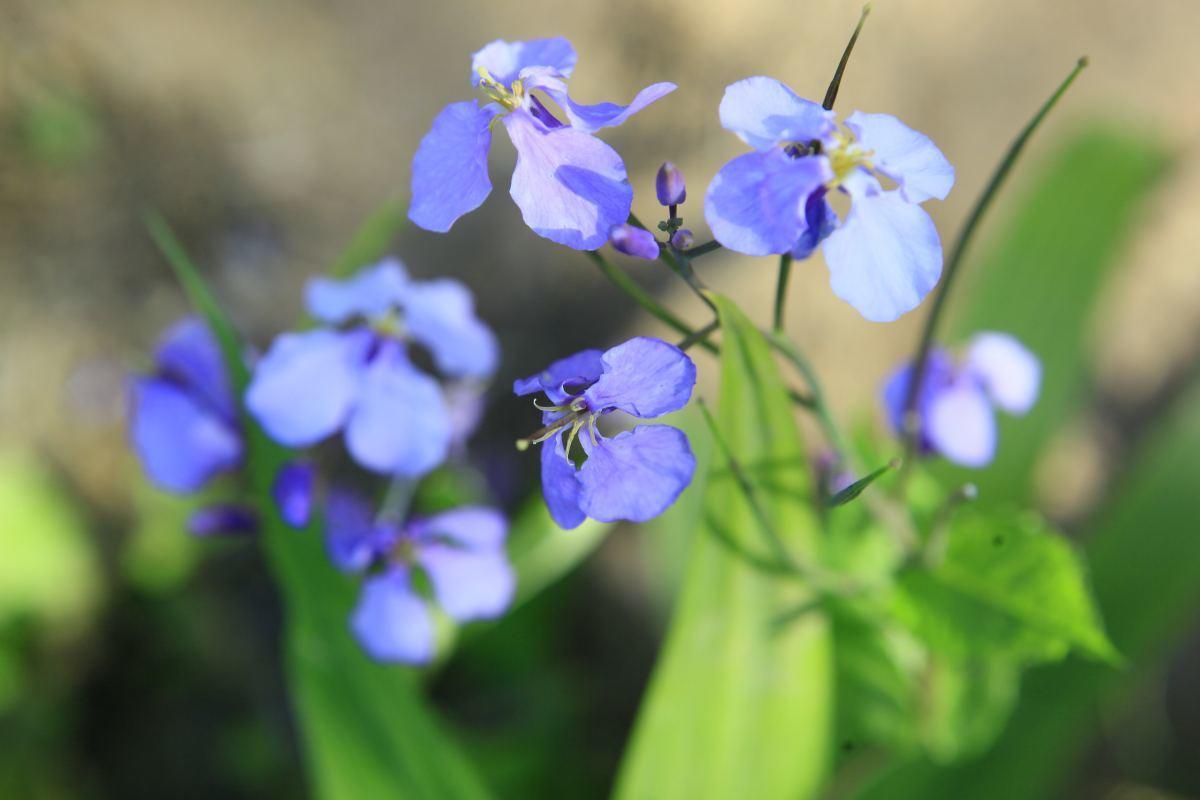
(471, 37, 576, 88)
(245, 329, 370, 447)
(927, 381, 997, 468)
(513, 348, 604, 403)
(351, 569, 435, 664)
(718, 76, 835, 151)
(537, 80, 676, 134)
(412, 506, 508, 550)
(344, 342, 451, 476)
(704, 149, 832, 256)
(400, 278, 498, 379)
(791, 189, 839, 260)
(325, 489, 392, 573)
(409, 101, 498, 233)
(542, 438, 585, 529)
(154, 316, 236, 420)
(846, 111, 954, 203)
(583, 337, 696, 418)
(879, 349, 955, 451)
(306, 259, 409, 324)
(966, 332, 1041, 415)
(130, 377, 243, 493)
(823, 188, 943, 322)
(578, 425, 695, 523)
(503, 109, 632, 250)
(272, 461, 314, 529)
(419, 546, 515, 622)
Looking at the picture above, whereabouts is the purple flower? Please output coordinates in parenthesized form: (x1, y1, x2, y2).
(129, 317, 242, 493)
(409, 37, 675, 250)
(881, 332, 1041, 467)
(609, 223, 660, 260)
(188, 504, 259, 537)
(325, 491, 514, 664)
(245, 259, 498, 478)
(704, 77, 955, 322)
(514, 337, 697, 529)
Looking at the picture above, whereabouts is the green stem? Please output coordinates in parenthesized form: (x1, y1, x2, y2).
(585, 250, 717, 356)
(822, 4, 872, 110)
(698, 399, 856, 593)
(901, 56, 1089, 460)
(683, 240, 722, 259)
(772, 254, 793, 333)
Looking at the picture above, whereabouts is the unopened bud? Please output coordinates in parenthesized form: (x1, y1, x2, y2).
(656, 162, 687, 207)
(670, 228, 694, 250)
(187, 504, 259, 537)
(609, 223, 660, 260)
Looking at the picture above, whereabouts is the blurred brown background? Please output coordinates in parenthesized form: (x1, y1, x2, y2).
(1, 0, 1198, 797)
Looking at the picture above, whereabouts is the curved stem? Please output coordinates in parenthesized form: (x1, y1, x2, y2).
(901, 57, 1089, 461)
(772, 254, 793, 333)
(585, 250, 717, 356)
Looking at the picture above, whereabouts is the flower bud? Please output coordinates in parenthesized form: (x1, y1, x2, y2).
(656, 162, 687, 207)
(670, 228, 694, 250)
(187, 504, 259, 537)
(609, 224, 660, 260)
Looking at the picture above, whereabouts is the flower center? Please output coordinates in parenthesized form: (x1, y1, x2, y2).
(476, 67, 525, 112)
(825, 130, 874, 187)
(515, 396, 596, 453)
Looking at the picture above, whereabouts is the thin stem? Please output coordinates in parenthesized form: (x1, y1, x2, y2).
(663, 247, 717, 313)
(585, 250, 717, 356)
(768, 331, 848, 460)
(901, 57, 1089, 461)
(679, 319, 720, 352)
(822, 4, 872, 110)
(773, 254, 793, 333)
(683, 240, 722, 259)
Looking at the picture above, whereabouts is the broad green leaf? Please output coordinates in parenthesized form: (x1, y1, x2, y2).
(148, 215, 491, 799)
(917, 655, 1019, 763)
(892, 508, 1116, 664)
(830, 602, 920, 754)
(505, 499, 610, 611)
(614, 293, 833, 800)
(940, 127, 1170, 504)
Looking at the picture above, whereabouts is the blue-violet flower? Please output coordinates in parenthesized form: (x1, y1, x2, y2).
(881, 332, 1040, 467)
(245, 258, 498, 477)
(704, 76, 955, 322)
(409, 37, 675, 250)
(325, 491, 514, 664)
(514, 337, 697, 529)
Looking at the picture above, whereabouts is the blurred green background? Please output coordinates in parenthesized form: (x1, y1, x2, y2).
(2, 0, 1198, 797)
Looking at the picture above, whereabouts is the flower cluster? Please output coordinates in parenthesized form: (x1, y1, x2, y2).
(881, 332, 1041, 467)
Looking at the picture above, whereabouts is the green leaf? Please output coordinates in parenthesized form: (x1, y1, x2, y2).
(614, 293, 833, 800)
(505, 499, 610, 611)
(827, 460, 898, 507)
(917, 655, 1019, 763)
(892, 508, 1117, 664)
(147, 215, 491, 799)
(830, 602, 920, 754)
